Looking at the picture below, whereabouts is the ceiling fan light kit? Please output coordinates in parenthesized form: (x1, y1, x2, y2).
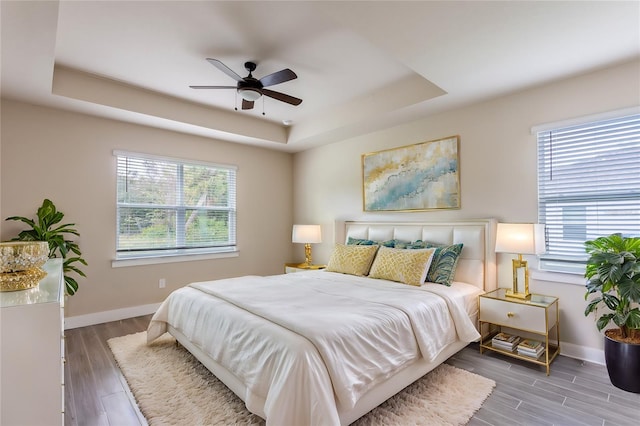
(190, 59, 302, 111)
(238, 88, 262, 102)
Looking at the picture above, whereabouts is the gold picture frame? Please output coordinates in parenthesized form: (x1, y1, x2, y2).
(362, 135, 460, 212)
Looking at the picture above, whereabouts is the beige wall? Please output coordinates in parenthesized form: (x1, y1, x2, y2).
(2, 59, 638, 356)
(292, 59, 640, 356)
(1, 100, 294, 317)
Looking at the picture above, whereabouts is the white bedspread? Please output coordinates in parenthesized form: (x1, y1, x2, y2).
(147, 271, 480, 425)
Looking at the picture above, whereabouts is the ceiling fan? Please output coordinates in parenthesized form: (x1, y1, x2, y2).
(190, 58, 302, 111)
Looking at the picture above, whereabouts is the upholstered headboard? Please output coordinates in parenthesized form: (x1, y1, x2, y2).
(337, 219, 497, 292)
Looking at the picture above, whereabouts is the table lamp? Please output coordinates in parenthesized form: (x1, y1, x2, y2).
(292, 224, 322, 267)
(495, 223, 546, 299)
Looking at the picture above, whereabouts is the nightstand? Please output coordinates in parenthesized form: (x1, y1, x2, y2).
(284, 263, 326, 274)
(479, 288, 560, 375)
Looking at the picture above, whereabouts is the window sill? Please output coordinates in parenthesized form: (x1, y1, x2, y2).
(112, 250, 239, 268)
(530, 269, 585, 286)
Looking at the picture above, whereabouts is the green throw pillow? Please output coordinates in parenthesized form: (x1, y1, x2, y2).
(347, 237, 397, 248)
(425, 243, 464, 286)
(347, 237, 377, 245)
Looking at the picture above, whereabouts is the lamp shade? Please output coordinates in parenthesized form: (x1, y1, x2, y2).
(292, 224, 322, 244)
(495, 223, 546, 255)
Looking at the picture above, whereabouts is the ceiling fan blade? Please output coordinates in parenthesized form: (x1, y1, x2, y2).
(262, 89, 302, 106)
(206, 58, 242, 82)
(242, 99, 254, 110)
(259, 69, 297, 87)
(189, 85, 237, 89)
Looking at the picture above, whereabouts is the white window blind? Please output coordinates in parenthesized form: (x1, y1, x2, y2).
(115, 151, 237, 259)
(537, 112, 640, 274)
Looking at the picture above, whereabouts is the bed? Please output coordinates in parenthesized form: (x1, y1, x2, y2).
(147, 219, 497, 425)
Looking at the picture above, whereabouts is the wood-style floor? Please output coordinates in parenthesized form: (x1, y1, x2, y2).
(64, 315, 640, 426)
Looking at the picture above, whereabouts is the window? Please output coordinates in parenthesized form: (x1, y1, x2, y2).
(115, 151, 237, 260)
(536, 111, 640, 274)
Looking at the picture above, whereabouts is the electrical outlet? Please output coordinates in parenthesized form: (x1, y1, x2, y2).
(159, 278, 166, 289)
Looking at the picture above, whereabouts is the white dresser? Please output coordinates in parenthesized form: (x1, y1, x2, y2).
(1, 259, 64, 425)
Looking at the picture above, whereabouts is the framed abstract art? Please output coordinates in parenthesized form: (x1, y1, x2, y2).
(362, 135, 460, 211)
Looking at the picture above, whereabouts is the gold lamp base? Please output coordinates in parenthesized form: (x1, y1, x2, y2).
(0, 267, 47, 292)
(506, 255, 531, 299)
(303, 243, 313, 266)
(505, 288, 531, 300)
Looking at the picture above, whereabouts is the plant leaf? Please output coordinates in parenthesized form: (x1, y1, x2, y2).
(65, 276, 78, 296)
(602, 293, 619, 310)
(584, 298, 602, 316)
(627, 309, 640, 329)
(596, 314, 614, 332)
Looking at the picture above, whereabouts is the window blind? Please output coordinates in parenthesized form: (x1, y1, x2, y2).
(115, 151, 237, 258)
(537, 113, 640, 274)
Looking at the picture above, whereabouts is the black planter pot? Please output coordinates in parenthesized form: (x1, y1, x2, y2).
(604, 333, 640, 393)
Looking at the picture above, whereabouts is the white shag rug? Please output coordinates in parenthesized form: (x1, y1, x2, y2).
(108, 332, 495, 426)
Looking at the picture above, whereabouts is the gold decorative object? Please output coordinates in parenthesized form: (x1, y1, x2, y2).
(1, 241, 49, 272)
(1, 241, 49, 291)
(0, 268, 47, 291)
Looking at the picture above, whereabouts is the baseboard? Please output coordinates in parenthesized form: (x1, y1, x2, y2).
(560, 341, 605, 365)
(64, 303, 161, 330)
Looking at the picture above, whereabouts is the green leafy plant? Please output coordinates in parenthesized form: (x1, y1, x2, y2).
(6, 199, 87, 295)
(584, 233, 640, 339)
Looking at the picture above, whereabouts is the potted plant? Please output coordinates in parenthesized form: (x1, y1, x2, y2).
(584, 233, 640, 393)
(5, 199, 87, 295)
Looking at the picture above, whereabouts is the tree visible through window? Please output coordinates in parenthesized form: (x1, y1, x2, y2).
(115, 151, 236, 258)
(536, 112, 640, 274)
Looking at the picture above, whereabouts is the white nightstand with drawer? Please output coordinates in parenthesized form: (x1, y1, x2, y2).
(479, 288, 560, 375)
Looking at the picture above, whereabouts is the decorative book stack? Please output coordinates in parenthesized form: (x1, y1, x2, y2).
(491, 332, 521, 352)
(517, 339, 545, 358)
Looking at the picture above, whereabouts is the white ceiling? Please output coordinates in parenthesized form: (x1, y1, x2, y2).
(2, 1, 639, 152)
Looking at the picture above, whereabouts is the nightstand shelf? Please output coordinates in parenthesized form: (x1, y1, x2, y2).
(479, 288, 560, 375)
(284, 263, 326, 274)
(483, 340, 560, 363)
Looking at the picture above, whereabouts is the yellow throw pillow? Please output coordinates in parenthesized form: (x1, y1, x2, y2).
(368, 246, 436, 286)
(326, 244, 380, 276)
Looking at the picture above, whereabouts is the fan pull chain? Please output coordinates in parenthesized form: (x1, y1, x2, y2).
(262, 96, 265, 116)
(234, 92, 238, 111)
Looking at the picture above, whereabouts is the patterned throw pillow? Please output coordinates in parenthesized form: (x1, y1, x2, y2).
(368, 246, 436, 286)
(326, 244, 379, 276)
(347, 237, 396, 247)
(405, 240, 430, 249)
(425, 243, 464, 286)
(390, 240, 411, 249)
